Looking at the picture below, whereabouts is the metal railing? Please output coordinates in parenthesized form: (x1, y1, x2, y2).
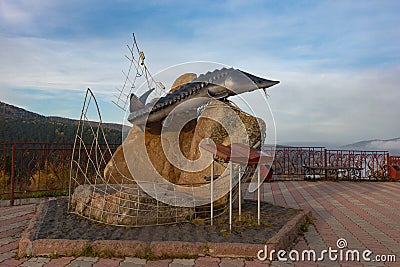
(269, 146, 390, 179)
(0, 142, 120, 205)
(389, 156, 400, 180)
(0, 142, 394, 205)
(326, 149, 389, 179)
(266, 146, 325, 177)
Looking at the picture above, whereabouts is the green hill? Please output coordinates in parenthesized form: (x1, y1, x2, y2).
(0, 101, 122, 144)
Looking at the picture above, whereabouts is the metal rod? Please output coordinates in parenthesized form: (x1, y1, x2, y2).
(210, 157, 214, 226)
(229, 162, 233, 232)
(10, 144, 15, 206)
(238, 165, 242, 220)
(258, 165, 261, 225)
(324, 149, 328, 179)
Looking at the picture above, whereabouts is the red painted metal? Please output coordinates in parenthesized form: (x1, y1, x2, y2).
(267, 146, 325, 177)
(389, 156, 400, 180)
(0, 142, 120, 205)
(10, 145, 15, 206)
(268, 146, 389, 179)
(200, 143, 273, 180)
(326, 150, 389, 179)
(200, 143, 273, 165)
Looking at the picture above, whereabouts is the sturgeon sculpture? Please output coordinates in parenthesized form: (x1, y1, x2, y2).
(128, 68, 279, 126)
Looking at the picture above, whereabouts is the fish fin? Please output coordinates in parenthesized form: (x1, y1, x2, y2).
(129, 93, 145, 113)
(130, 88, 155, 113)
(139, 88, 155, 105)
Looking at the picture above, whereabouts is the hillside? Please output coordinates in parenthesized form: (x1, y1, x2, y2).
(344, 137, 400, 155)
(0, 101, 122, 144)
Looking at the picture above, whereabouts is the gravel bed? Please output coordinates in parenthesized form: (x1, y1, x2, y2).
(35, 198, 300, 244)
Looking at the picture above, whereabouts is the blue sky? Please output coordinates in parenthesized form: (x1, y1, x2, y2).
(0, 0, 399, 145)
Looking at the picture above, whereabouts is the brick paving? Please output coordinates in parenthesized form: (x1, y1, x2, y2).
(0, 181, 399, 266)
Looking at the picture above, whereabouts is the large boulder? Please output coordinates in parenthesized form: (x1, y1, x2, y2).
(103, 100, 264, 186)
(178, 100, 265, 185)
(103, 119, 197, 185)
(169, 73, 197, 93)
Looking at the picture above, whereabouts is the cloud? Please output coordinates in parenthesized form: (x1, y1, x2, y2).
(0, 0, 61, 36)
(0, 0, 399, 145)
(367, 140, 400, 151)
(268, 66, 400, 143)
(0, 1, 30, 25)
(0, 36, 125, 92)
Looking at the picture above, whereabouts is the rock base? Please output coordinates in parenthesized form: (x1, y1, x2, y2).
(70, 184, 198, 226)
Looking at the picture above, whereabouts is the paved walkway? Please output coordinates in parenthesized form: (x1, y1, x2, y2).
(1, 181, 400, 266)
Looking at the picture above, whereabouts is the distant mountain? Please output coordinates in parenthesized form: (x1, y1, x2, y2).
(343, 137, 400, 155)
(0, 101, 122, 144)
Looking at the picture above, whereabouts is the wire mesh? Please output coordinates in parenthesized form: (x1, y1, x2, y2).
(68, 87, 250, 227)
(68, 78, 244, 227)
(68, 91, 240, 226)
(112, 33, 165, 112)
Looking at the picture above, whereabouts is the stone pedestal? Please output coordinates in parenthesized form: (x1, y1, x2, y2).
(70, 184, 195, 226)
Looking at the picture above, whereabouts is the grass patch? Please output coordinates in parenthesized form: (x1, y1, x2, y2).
(299, 215, 314, 234)
(234, 212, 274, 229)
(220, 229, 231, 236)
(73, 245, 96, 257)
(0, 189, 68, 200)
(49, 252, 60, 259)
(143, 249, 198, 261)
(190, 217, 205, 225)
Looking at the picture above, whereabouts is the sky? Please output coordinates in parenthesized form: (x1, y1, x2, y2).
(0, 0, 399, 146)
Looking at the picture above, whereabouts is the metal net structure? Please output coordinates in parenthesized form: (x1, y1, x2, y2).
(67, 34, 260, 227)
(112, 33, 166, 112)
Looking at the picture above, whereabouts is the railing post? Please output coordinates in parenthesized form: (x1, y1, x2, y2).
(387, 153, 391, 179)
(10, 144, 15, 206)
(324, 149, 328, 179)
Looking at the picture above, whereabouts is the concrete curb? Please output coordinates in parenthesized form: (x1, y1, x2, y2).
(267, 210, 312, 250)
(0, 197, 46, 207)
(18, 199, 48, 257)
(18, 202, 311, 259)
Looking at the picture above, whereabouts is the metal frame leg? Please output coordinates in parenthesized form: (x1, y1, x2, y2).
(258, 165, 261, 225)
(229, 162, 233, 231)
(211, 156, 214, 226)
(238, 165, 241, 221)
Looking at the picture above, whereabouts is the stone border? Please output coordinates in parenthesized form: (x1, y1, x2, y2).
(19, 199, 49, 256)
(18, 199, 311, 259)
